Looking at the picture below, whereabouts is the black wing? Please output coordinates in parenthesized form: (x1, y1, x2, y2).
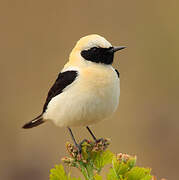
(42, 70, 78, 112)
(115, 69, 120, 78)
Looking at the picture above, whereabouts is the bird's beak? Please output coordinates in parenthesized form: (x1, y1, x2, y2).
(112, 46, 126, 52)
(107, 46, 126, 53)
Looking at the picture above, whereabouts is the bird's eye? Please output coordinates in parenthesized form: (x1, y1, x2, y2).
(91, 47, 97, 51)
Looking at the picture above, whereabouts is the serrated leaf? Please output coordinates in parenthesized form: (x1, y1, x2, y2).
(141, 175, 152, 180)
(107, 168, 118, 180)
(49, 164, 68, 180)
(112, 156, 130, 177)
(127, 167, 152, 180)
(94, 150, 114, 169)
(127, 157, 137, 170)
(49, 164, 81, 180)
(118, 162, 130, 175)
(94, 174, 103, 180)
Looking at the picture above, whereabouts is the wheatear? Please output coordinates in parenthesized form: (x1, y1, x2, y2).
(23, 34, 126, 151)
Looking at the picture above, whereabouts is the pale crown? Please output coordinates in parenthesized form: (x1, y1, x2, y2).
(74, 34, 112, 51)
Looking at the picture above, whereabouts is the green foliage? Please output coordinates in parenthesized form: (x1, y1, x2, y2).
(49, 139, 161, 180)
(107, 154, 137, 180)
(126, 167, 152, 180)
(49, 164, 81, 180)
(94, 174, 103, 180)
(93, 150, 114, 171)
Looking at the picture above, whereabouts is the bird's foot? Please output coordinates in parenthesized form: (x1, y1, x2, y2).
(93, 138, 110, 151)
(76, 144, 82, 154)
(65, 138, 110, 163)
(76, 138, 109, 153)
(78, 138, 110, 152)
(95, 138, 105, 143)
(77, 139, 90, 153)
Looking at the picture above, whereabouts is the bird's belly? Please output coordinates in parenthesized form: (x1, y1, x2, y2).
(43, 71, 120, 127)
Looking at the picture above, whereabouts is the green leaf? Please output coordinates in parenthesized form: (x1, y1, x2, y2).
(81, 141, 91, 160)
(107, 168, 119, 180)
(49, 164, 81, 180)
(49, 164, 68, 180)
(127, 157, 137, 170)
(127, 167, 152, 180)
(94, 174, 103, 180)
(107, 156, 139, 180)
(141, 175, 153, 180)
(93, 150, 114, 170)
(112, 156, 130, 177)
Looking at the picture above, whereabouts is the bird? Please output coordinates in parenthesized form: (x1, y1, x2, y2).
(23, 34, 126, 151)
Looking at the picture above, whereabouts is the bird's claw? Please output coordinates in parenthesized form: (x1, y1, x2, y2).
(75, 138, 110, 154)
(95, 138, 105, 143)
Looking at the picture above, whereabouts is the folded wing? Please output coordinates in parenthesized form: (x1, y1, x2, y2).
(43, 70, 78, 112)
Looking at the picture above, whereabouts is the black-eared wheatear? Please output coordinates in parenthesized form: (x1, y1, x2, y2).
(23, 34, 126, 151)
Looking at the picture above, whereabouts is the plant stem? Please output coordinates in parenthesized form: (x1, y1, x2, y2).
(80, 165, 89, 180)
(85, 162, 94, 180)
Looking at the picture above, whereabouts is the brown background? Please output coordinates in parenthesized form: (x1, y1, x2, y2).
(0, 0, 179, 180)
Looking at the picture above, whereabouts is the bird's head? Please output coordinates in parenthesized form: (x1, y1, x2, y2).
(69, 34, 126, 66)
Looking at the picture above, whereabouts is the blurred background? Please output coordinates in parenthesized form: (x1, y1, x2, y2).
(0, 0, 179, 179)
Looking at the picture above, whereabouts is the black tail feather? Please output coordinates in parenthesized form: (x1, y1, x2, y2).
(22, 114, 45, 129)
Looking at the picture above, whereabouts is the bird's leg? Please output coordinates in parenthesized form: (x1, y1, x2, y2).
(67, 127, 82, 152)
(86, 126, 106, 144)
(86, 126, 97, 141)
(67, 127, 90, 153)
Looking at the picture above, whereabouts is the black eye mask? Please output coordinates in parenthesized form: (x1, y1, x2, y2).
(81, 47, 114, 65)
